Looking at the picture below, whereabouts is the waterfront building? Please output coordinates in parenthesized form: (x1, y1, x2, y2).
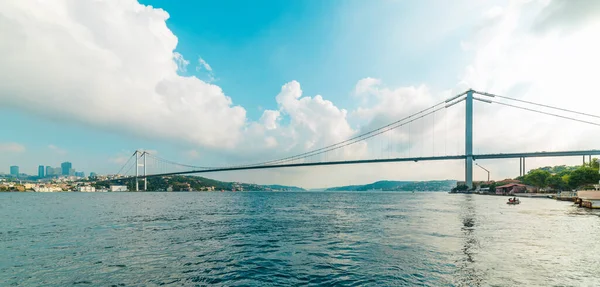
(38, 165, 45, 178)
(495, 183, 531, 195)
(110, 185, 128, 192)
(61, 162, 72, 176)
(10, 166, 19, 177)
(77, 186, 96, 192)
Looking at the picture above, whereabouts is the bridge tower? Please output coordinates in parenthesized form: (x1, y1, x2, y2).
(135, 150, 139, 191)
(133, 150, 148, 191)
(465, 90, 474, 189)
(142, 151, 147, 191)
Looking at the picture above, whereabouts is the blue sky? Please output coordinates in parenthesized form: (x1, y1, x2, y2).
(138, 0, 476, 117)
(2, 0, 472, 174)
(2, 0, 599, 187)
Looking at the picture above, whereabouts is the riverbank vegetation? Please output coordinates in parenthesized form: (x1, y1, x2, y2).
(452, 159, 599, 193)
(518, 159, 599, 191)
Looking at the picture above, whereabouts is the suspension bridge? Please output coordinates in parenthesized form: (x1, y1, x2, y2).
(104, 90, 600, 191)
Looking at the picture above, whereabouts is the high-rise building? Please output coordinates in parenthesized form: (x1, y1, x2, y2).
(90, 172, 97, 178)
(10, 166, 19, 177)
(38, 165, 45, 178)
(75, 171, 85, 177)
(61, 162, 72, 176)
(46, 166, 53, 176)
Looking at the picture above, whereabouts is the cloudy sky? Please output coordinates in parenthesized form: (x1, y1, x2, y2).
(1, 0, 599, 188)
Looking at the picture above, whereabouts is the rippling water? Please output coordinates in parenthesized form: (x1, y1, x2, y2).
(1, 192, 599, 286)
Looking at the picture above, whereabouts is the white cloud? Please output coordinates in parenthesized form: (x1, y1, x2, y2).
(226, 81, 360, 165)
(197, 57, 212, 72)
(196, 57, 215, 82)
(0, 0, 244, 149)
(0, 142, 26, 153)
(48, 144, 67, 155)
(274, 81, 356, 151)
(354, 77, 381, 96)
(173, 52, 189, 72)
(259, 110, 280, 130)
(264, 136, 278, 148)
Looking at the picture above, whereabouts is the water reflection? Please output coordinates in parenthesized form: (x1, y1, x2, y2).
(456, 194, 483, 286)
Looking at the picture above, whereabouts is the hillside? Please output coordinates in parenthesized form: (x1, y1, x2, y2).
(325, 180, 457, 192)
(96, 175, 306, 192)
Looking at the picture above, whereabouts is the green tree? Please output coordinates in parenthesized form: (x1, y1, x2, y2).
(452, 184, 468, 192)
(591, 158, 599, 169)
(545, 174, 567, 191)
(523, 169, 551, 188)
(567, 166, 599, 189)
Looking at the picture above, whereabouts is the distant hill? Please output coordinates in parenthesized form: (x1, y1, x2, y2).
(263, 184, 306, 192)
(324, 180, 457, 192)
(96, 175, 307, 192)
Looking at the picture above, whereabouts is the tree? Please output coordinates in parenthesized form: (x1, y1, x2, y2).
(545, 174, 567, 191)
(452, 184, 468, 192)
(591, 158, 599, 169)
(568, 166, 599, 189)
(523, 169, 551, 188)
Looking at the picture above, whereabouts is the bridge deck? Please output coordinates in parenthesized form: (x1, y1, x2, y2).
(103, 149, 600, 181)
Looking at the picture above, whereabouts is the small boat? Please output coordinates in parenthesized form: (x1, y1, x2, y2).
(507, 198, 520, 205)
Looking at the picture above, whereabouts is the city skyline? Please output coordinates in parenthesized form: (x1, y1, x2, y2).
(1, 1, 600, 188)
(4, 161, 90, 178)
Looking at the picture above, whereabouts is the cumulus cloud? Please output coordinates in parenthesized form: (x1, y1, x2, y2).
(354, 77, 381, 96)
(259, 110, 280, 130)
(229, 81, 361, 164)
(0, 0, 244, 149)
(275, 81, 356, 151)
(0, 142, 26, 153)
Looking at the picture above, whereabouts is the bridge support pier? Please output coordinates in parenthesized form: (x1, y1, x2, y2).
(518, 157, 526, 176)
(519, 157, 522, 177)
(143, 152, 147, 191)
(135, 150, 139, 192)
(465, 90, 473, 189)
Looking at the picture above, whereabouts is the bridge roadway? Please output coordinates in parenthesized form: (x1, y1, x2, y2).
(104, 149, 600, 182)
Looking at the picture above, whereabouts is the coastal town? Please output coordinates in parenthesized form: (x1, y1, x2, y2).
(4, 159, 600, 209)
(0, 162, 304, 193)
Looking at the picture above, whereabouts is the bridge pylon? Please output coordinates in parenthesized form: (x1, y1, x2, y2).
(135, 150, 139, 191)
(465, 89, 473, 189)
(133, 150, 148, 191)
